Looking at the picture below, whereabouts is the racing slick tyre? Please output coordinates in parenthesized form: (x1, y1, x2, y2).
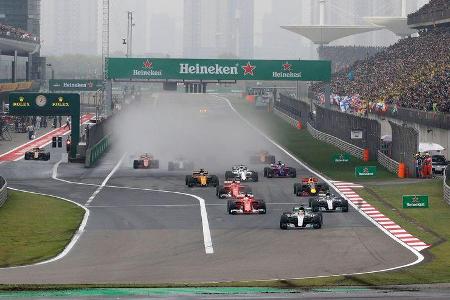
(251, 171, 258, 182)
(187, 176, 196, 187)
(227, 200, 236, 214)
(152, 160, 160, 169)
(225, 171, 234, 181)
(341, 199, 349, 212)
(259, 200, 267, 214)
(263, 167, 269, 177)
(216, 185, 226, 198)
(308, 197, 315, 207)
(185, 175, 190, 185)
(24, 152, 31, 160)
(280, 214, 289, 230)
(133, 160, 139, 169)
(310, 198, 320, 212)
(168, 162, 174, 171)
(265, 168, 274, 178)
(289, 167, 297, 178)
(313, 222, 322, 229)
(268, 155, 276, 164)
(44, 153, 50, 161)
(210, 175, 219, 187)
(293, 183, 301, 195)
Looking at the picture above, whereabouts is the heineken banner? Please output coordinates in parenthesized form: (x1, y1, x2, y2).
(355, 166, 377, 177)
(106, 58, 331, 82)
(402, 195, 429, 208)
(333, 153, 351, 163)
(49, 79, 103, 92)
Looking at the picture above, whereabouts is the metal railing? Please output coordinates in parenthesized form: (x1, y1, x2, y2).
(444, 167, 450, 205)
(0, 176, 7, 208)
(307, 123, 364, 160)
(377, 150, 400, 174)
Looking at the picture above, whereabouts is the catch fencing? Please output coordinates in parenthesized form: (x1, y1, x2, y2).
(389, 121, 419, 177)
(0, 176, 7, 208)
(444, 168, 450, 205)
(275, 93, 311, 122)
(307, 123, 364, 160)
(273, 107, 299, 128)
(314, 105, 380, 160)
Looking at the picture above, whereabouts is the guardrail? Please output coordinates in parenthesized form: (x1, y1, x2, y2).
(377, 150, 400, 174)
(273, 107, 299, 128)
(444, 168, 450, 205)
(0, 176, 7, 208)
(85, 134, 111, 168)
(307, 123, 364, 160)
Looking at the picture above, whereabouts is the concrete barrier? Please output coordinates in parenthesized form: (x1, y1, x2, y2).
(0, 176, 7, 208)
(444, 168, 450, 205)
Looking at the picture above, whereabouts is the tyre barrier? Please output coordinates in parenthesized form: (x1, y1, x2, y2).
(0, 176, 7, 208)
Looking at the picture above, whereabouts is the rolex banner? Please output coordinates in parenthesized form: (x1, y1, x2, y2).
(106, 58, 331, 82)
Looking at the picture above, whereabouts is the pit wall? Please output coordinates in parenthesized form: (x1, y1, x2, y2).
(444, 168, 450, 206)
(0, 177, 7, 208)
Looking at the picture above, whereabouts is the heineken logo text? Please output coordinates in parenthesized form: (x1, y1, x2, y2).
(272, 71, 302, 78)
(179, 64, 238, 75)
(133, 69, 162, 76)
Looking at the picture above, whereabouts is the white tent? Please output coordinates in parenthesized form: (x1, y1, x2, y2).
(419, 143, 445, 153)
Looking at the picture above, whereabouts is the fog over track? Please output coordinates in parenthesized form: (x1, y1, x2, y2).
(0, 92, 417, 284)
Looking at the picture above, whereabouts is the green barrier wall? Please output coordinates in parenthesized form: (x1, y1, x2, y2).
(85, 134, 111, 168)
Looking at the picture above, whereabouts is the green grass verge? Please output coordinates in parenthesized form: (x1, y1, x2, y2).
(0, 190, 85, 267)
(230, 97, 396, 182)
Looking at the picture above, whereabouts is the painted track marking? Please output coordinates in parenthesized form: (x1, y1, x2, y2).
(215, 94, 425, 274)
(85, 153, 126, 206)
(1, 188, 89, 269)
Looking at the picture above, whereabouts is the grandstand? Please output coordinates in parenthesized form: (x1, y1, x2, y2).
(318, 46, 385, 73)
(311, 2, 450, 115)
(408, 0, 450, 27)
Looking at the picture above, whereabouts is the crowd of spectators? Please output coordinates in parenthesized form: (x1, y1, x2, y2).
(311, 26, 450, 113)
(0, 23, 38, 42)
(318, 46, 385, 73)
(408, 0, 450, 25)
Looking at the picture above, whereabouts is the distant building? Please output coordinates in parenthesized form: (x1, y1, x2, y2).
(42, 0, 99, 56)
(148, 14, 176, 57)
(183, 0, 254, 58)
(0, 0, 42, 80)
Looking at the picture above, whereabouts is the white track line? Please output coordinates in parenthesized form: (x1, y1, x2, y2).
(215, 94, 424, 274)
(51, 159, 215, 254)
(1, 187, 89, 269)
(85, 153, 126, 206)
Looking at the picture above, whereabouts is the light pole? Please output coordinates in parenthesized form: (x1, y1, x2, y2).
(125, 11, 135, 58)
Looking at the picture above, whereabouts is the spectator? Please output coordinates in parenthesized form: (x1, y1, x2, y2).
(312, 26, 450, 114)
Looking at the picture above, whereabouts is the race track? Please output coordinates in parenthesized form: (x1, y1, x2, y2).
(0, 93, 417, 284)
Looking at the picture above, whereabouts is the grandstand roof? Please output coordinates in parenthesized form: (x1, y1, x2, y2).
(0, 36, 40, 55)
(280, 25, 383, 45)
(364, 17, 417, 37)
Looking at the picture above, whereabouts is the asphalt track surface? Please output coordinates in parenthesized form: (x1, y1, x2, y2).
(0, 93, 417, 284)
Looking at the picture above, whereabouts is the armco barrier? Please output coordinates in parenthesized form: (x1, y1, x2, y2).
(444, 168, 450, 206)
(377, 150, 400, 174)
(85, 134, 111, 167)
(0, 176, 7, 208)
(307, 123, 364, 160)
(273, 107, 299, 128)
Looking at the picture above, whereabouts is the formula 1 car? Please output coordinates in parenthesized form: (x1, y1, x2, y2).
(309, 194, 349, 212)
(225, 165, 258, 182)
(216, 180, 253, 199)
(249, 151, 276, 164)
(280, 205, 322, 230)
(185, 169, 219, 187)
(133, 153, 159, 169)
(294, 177, 329, 197)
(168, 158, 194, 171)
(24, 147, 50, 161)
(227, 194, 266, 214)
(263, 161, 296, 178)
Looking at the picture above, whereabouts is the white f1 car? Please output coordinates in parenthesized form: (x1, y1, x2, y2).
(225, 165, 258, 182)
